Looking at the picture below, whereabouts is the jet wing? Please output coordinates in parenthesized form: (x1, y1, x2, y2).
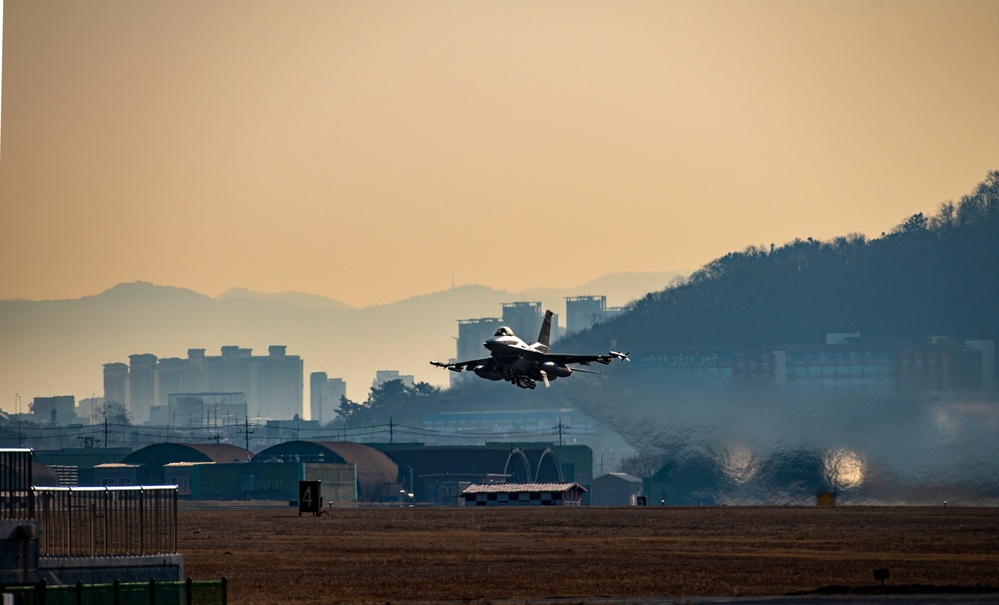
(430, 358, 492, 373)
(547, 351, 630, 366)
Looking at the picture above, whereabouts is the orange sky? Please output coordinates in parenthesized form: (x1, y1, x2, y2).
(2, 0, 998, 307)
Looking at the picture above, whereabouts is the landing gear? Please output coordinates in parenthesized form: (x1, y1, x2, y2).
(503, 370, 536, 389)
(516, 376, 537, 389)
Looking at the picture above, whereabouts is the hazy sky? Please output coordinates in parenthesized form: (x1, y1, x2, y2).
(2, 1, 998, 307)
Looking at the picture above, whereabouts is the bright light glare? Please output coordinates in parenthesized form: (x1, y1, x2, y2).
(825, 448, 866, 490)
(720, 444, 758, 485)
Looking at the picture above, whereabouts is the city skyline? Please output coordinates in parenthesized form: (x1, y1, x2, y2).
(0, 277, 662, 410)
(2, 1, 998, 307)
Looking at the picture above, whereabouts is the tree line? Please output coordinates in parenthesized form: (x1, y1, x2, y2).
(576, 170, 999, 352)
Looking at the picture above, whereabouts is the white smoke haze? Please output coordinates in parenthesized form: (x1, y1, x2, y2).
(573, 372, 999, 505)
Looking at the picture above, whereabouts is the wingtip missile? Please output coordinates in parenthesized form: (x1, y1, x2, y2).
(432, 360, 466, 373)
(610, 351, 630, 361)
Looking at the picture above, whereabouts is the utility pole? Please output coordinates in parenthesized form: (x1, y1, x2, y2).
(389, 417, 394, 443)
(239, 416, 254, 451)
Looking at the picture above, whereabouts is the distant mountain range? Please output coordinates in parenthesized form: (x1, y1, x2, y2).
(0, 271, 681, 408)
(215, 288, 356, 310)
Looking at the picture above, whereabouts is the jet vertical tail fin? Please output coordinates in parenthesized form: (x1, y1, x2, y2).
(533, 310, 553, 354)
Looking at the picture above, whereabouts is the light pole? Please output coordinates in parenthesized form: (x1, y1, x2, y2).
(15, 393, 22, 447)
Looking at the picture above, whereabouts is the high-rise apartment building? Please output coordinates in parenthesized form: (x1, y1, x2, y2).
(565, 296, 606, 335)
(501, 302, 542, 341)
(565, 295, 624, 335)
(30, 395, 76, 424)
(104, 345, 304, 423)
(156, 392, 248, 428)
(255, 346, 303, 420)
(372, 370, 414, 389)
(128, 354, 158, 424)
(102, 362, 129, 408)
(449, 318, 502, 387)
(310, 372, 346, 425)
(456, 318, 502, 361)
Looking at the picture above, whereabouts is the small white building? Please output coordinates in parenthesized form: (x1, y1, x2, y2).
(460, 482, 587, 506)
(92, 463, 141, 486)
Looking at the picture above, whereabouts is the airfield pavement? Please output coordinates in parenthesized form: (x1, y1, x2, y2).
(177, 505, 999, 605)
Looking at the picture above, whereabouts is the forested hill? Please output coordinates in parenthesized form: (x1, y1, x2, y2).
(580, 171, 999, 353)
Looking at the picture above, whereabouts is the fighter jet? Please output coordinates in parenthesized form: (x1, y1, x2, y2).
(431, 310, 628, 389)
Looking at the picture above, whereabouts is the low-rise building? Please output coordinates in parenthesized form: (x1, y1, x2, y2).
(460, 482, 587, 506)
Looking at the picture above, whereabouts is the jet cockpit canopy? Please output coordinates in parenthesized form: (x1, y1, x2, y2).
(493, 326, 515, 337)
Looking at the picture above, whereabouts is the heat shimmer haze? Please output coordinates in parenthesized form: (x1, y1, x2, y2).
(2, 1, 998, 306)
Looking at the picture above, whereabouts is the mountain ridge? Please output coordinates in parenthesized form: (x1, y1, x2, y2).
(0, 271, 681, 408)
(216, 288, 355, 310)
(2, 271, 680, 310)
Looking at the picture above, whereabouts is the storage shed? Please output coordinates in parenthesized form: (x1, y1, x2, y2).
(460, 482, 587, 506)
(592, 472, 644, 506)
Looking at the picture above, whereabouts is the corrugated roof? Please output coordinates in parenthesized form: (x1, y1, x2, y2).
(163, 461, 216, 467)
(462, 482, 586, 494)
(601, 472, 642, 483)
(186, 443, 254, 463)
(124, 443, 253, 466)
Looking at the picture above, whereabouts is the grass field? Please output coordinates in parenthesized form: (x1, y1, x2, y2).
(178, 505, 999, 604)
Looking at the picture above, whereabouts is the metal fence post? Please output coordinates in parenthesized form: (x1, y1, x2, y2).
(173, 490, 178, 554)
(67, 488, 72, 557)
(139, 488, 145, 555)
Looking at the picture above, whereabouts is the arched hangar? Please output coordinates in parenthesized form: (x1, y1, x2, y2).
(377, 445, 565, 504)
(122, 443, 254, 484)
(256, 441, 398, 502)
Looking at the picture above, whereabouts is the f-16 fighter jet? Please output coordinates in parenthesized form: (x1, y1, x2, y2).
(431, 310, 628, 389)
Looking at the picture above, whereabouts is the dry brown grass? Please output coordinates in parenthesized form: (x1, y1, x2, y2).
(178, 505, 999, 604)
